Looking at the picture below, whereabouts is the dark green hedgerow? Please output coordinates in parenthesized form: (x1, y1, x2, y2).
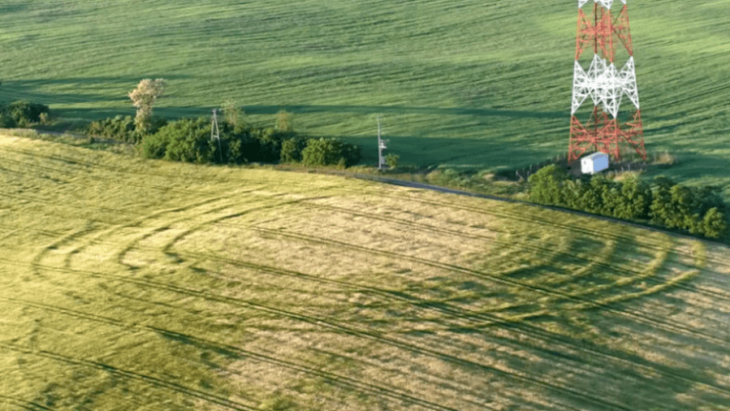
(86, 115, 168, 144)
(528, 165, 728, 239)
(140, 115, 361, 168)
(0, 100, 51, 127)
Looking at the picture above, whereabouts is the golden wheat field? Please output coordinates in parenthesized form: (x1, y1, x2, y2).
(1, 135, 730, 410)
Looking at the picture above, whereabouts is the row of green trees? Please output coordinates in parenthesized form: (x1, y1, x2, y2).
(137, 116, 361, 167)
(528, 165, 728, 239)
(83, 79, 361, 167)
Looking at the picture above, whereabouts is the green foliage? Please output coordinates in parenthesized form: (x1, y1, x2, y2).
(702, 208, 728, 239)
(5, 100, 50, 127)
(139, 115, 343, 167)
(280, 137, 305, 163)
(2, 0, 730, 202)
(385, 153, 400, 169)
(87, 115, 167, 143)
(301, 137, 361, 167)
(0, 110, 16, 128)
(529, 168, 727, 239)
(527, 165, 567, 205)
(614, 175, 652, 220)
(250, 126, 285, 163)
(140, 117, 215, 163)
(87, 115, 135, 142)
(648, 176, 728, 237)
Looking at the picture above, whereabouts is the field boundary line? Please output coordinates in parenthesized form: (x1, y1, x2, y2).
(308, 170, 730, 248)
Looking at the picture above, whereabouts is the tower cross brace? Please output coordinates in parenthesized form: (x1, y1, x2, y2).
(568, 0, 646, 163)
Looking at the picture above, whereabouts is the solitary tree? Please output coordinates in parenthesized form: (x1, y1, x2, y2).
(129, 78, 166, 134)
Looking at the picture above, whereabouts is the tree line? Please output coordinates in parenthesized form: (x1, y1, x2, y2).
(85, 79, 361, 167)
(528, 165, 728, 239)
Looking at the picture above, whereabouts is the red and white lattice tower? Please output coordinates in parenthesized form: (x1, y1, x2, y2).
(568, 0, 646, 162)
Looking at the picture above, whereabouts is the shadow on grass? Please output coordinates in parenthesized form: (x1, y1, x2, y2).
(238, 104, 566, 119)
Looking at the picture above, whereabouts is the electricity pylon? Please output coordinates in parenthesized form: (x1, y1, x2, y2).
(568, 0, 646, 162)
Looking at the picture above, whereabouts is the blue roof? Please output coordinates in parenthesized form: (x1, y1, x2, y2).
(584, 152, 609, 160)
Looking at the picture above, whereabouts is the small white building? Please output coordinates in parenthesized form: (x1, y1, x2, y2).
(581, 152, 609, 175)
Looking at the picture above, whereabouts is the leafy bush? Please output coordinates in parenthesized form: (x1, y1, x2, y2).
(528, 167, 728, 238)
(527, 165, 567, 205)
(614, 175, 652, 220)
(0, 110, 16, 128)
(301, 137, 361, 167)
(3, 100, 50, 126)
(385, 153, 399, 169)
(140, 116, 319, 166)
(87, 115, 167, 143)
(649, 176, 727, 237)
(703, 208, 728, 239)
(280, 137, 306, 163)
(141, 117, 217, 164)
(250, 126, 285, 163)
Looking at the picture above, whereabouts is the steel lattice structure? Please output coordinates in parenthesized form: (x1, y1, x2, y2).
(568, 0, 646, 162)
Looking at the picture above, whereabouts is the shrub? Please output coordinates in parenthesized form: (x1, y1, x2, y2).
(140, 115, 363, 169)
(280, 137, 305, 163)
(250, 127, 285, 163)
(528, 165, 567, 205)
(87, 115, 136, 142)
(647, 176, 728, 237)
(161, 117, 217, 164)
(528, 168, 727, 239)
(614, 174, 652, 220)
(6, 100, 50, 126)
(39, 112, 50, 125)
(301, 137, 361, 167)
(87, 115, 167, 143)
(226, 131, 260, 164)
(385, 153, 400, 169)
(139, 132, 168, 159)
(140, 117, 215, 163)
(0, 110, 16, 128)
(141, 117, 293, 165)
(702, 208, 728, 239)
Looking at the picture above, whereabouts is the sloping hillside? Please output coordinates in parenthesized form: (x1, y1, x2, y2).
(0, 1, 728, 195)
(1, 136, 730, 410)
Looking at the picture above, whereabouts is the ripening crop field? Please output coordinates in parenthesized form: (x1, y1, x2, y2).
(2, 135, 730, 410)
(0, 1, 729, 195)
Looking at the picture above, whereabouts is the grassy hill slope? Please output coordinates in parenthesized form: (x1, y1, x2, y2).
(2, 135, 730, 410)
(0, 1, 728, 195)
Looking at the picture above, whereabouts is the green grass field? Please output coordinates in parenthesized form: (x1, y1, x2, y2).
(2, 135, 730, 410)
(0, 1, 728, 195)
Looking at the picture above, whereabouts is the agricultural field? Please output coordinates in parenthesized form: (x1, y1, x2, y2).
(2, 135, 730, 410)
(1, 1, 729, 196)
